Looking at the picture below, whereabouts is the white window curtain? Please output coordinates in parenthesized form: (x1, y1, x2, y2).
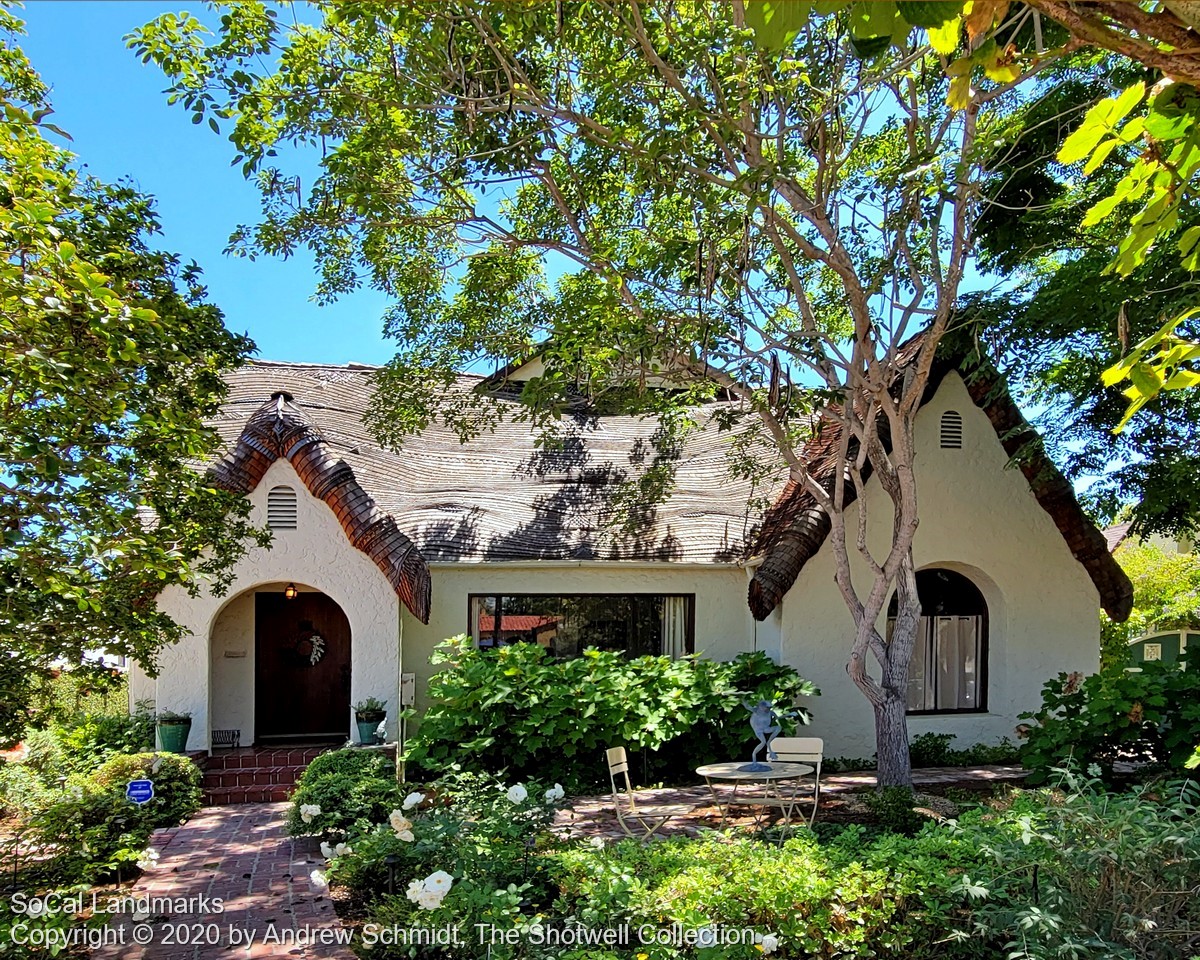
(660, 597, 689, 659)
(907, 616, 980, 711)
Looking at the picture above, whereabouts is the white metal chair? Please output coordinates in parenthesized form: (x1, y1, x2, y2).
(769, 736, 824, 827)
(605, 746, 694, 840)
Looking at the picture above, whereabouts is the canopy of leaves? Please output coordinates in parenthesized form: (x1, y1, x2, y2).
(969, 51, 1200, 538)
(0, 14, 261, 743)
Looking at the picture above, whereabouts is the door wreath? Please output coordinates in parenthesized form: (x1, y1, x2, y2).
(291, 629, 326, 666)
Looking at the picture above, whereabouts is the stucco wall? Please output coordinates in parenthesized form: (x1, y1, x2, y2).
(775, 373, 1102, 758)
(400, 563, 758, 714)
(150, 458, 403, 750)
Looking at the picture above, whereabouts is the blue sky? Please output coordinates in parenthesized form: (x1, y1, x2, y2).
(18, 1, 395, 365)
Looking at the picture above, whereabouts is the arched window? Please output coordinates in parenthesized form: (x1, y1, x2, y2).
(888, 568, 987, 713)
(266, 485, 298, 530)
(940, 410, 964, 449)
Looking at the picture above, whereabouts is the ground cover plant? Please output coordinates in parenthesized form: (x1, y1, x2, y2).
(307, 759, 1199, 959)
(404, 639, 815, 788)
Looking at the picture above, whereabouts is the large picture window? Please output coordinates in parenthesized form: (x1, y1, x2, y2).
(888, 569, 988, 714)
(468, 594, 694, 659)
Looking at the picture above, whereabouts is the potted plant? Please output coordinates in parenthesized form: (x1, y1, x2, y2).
(354, 697, 387, 745)
(156, 710, 193, 754)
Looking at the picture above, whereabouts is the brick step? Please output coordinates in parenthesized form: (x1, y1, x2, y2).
(204, 747, 329, 771)
(204, 784, 294, 805)
(202, 766, 305, 790)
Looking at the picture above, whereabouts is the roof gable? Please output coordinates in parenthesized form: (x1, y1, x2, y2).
(747, 351, 1134, 623)
(208, 391, 432, 623)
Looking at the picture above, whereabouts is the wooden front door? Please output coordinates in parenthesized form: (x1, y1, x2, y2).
(255, 591, 351, 743)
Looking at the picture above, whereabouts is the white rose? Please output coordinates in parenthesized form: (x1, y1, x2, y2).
(320, 841, 334, 860)
(402, 791, 424, 810)
(544, 783, 565, 802)
(505, 784, 528, 804)
(136, 848, 159, 871)
(424, 870, 453, 894)
(309, 869, 329, 894)
(389, 811, 415, 841)
(405, 879, 425, 904)
(759, 932, 779, 954)
(416, 890, 444, 910)
(299, 803, 321, 824)
(334, 842, 352, 857)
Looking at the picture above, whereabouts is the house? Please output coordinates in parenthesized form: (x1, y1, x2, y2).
(131, 351, 1132, 759)
(1104, 521, 1196, 668)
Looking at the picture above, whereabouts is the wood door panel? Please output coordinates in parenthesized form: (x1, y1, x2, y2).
(255, 592, 351, 742)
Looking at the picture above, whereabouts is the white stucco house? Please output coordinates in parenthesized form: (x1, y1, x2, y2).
(131, 349, 1132, 759)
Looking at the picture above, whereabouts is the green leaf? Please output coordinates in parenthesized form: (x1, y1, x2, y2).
(896, 0, 964, 27)
(1178, 225, 1200, 268)
(744, 1, 813, 50)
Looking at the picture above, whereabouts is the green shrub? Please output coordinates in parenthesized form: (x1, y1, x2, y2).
(909, 732, 1021, 767)
(964, 773, 1200, 960)
(332, 771, 565, 959)
(53, 709, 155, 773)
(544, 827, 980, 960)
(89, 752, 202, 826)
(406, 638, 817, 788)
(286, 748, 404, 837)
(1020, 661, 1200, 782)
(0, 759, 55, 818)
(29, 752, 201, 883)
(862, 786, 927, 835)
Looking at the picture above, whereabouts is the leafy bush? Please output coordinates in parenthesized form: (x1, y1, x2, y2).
(329, 771, 566, 959)
(53, 709, 155, 773)
(862, 786, 928, 835)
(286, 748, 404, 837)
(29, 752, 201, 883)
(908, 732, 1020, 767)
(548, 826, 979, 960)
(1020, 661, 1200, 782)
(0, 759, 55, 818)
(406, 638, 817, 787)
(964, 772, 1200, 960)
(28, 666, 131, 724)
(89, 752, 202, 826)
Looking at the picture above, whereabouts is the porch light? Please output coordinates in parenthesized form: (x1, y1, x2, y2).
(284, 583, 298, 600)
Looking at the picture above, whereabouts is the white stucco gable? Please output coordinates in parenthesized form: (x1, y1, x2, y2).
(132, 458, 402, 749)
(771, 372, 1104, 755)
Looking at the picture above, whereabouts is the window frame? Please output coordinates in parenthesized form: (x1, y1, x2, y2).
(889, 569, 989, 717)
(466, 592, 696, 658)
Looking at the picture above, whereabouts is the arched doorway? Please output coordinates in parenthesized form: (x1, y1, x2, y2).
(888, 568, 988, 714)
(255, 588, 352, 744)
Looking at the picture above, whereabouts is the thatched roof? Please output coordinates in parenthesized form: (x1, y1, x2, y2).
(747, 349, 1134, 623)
(211, 361, 773, 572)
(208, 391, 433, 623)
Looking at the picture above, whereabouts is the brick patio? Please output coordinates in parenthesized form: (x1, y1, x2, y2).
(553, 764, 1028, 839)
(90, 803, 352, 960)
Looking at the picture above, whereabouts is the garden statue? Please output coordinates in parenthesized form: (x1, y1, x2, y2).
(740, 698, 786, 772)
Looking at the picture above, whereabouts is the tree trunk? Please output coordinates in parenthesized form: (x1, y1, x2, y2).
(873, 691, 912, 788)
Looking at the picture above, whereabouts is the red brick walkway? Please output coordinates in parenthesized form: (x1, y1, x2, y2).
(90, 803, 353, 960)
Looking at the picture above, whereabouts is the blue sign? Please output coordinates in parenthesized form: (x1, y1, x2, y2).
(126, 779, 154, 805)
